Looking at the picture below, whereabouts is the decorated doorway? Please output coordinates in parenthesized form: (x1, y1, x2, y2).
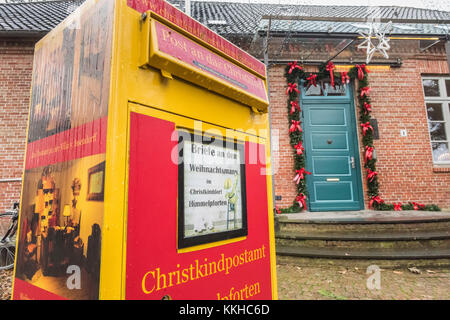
(300, 83, 364, 211)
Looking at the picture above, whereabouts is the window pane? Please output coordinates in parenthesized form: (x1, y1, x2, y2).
(422, 79, 440, 97)
(305, 84, 324, 96)
(426, 103, 444, 121)
(431, 142, 450, 162)
(446, 80, 450, 97)
(428, 122, 447, 140)
(326, 83, 347, 96)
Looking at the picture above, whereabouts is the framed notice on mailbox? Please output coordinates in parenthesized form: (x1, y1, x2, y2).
(177, 131, 248, 249)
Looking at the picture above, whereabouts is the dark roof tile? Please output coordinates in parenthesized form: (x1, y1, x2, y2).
(0, 0, 85, 32)
(187, 1, 450, 35)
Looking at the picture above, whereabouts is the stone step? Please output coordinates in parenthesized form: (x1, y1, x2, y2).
(276, 245, 450, 265)
(276, 230, 450, 241)
(274, 211, 450, 268)
(276, 230, 450, 250)
(277, 211, 450, 223)
(276, 255, 450, 269)
(275, 212, 450, 234)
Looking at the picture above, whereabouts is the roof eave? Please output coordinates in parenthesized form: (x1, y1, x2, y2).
(0, 30, 48, 41)
(260, 15, 450, 25)
(257, 30, 448, 39)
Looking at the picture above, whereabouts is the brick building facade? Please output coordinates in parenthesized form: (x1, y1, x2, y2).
(0, 41, 34, 211)
(0, 0, 82, 211)
(0, 0, 449, 211)
(270, 58, 450, 210)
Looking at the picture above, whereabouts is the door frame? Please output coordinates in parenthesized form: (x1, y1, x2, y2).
(299, 83, 365, 211)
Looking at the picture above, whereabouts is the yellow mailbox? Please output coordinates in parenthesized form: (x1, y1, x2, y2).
(12, 0, 276, 300)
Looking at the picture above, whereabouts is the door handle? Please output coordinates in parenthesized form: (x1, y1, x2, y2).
(350, 156, 355, 169)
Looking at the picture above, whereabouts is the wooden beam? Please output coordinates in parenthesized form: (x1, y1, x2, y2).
(446, 38, 450, 74)
(261, 14, 450, 25)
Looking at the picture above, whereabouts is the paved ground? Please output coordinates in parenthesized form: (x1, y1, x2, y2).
(277, 263, 450, 300)
(0, 269, 12, 300)
(2, 263, 450, 300)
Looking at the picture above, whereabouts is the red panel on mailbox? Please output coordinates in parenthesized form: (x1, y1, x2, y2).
(125, 112, 272, 300)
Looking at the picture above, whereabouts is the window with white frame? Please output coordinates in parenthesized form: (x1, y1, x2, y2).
(422, 77, 450, 164)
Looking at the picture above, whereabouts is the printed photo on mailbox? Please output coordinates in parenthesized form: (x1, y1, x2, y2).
(13, 0, 113, 300)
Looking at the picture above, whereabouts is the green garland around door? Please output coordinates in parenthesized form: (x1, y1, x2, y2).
(276, 61, 440, 213)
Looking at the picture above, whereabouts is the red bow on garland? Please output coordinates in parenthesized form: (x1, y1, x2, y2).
(412, 202, 425, 210)
(363, 102, 372, 115)
(286, 83, 299, 95)
(294, 141, 304, 155)
(360, 87, 371, 97)
(288, 61, 303, 74)
(356, 64, 370, 80)
(369, 196, 384, 209)
(289, 120, 302, 134)
(394, 203, 402, 211)
(290, 101, 301, 115)
(275, 206, 281, 214)
(365, 146, 374, 163)
(367, 168, 378, 182)
(296, 193, 307, 210)
(361, 122, 374, 136)
(341, 71, 350, 85)
(293, 168, 311, 184)
(326, 62, 336, 87)
(306, 74, 317, 87)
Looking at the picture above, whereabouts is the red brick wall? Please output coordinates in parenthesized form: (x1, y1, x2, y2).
(369, 59, 450, 209)
(0, 42, 34, 212)
(270, 59, 450, 210)
(269, 65, 297, 208)
(0, 41, 449, 212)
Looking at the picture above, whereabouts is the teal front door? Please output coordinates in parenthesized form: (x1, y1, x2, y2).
(300, 83, 364, 211)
